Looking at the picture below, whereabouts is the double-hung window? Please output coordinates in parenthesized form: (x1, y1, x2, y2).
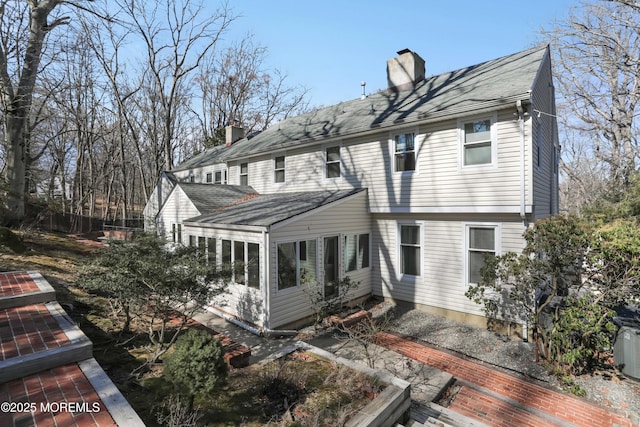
(325, 146, 341, 179)
(239, 163, 248, 186)
(461, 116, 496, 166)
(394, 133, 416, 172)
(274, 156, 286, 183)
(344, 233, 370, 272)
(206, 173, 213, 183)
(399, 224, 421, 276)
(214, 171, 223, 184)
(466, 225, 498, 285)
(277, 239, 317, 290)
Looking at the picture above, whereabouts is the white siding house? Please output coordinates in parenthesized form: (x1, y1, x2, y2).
(145, 45, 559, 331)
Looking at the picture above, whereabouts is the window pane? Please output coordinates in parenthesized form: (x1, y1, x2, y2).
(469, 251, 489, 284)
(240, 163, 248, 174)
(275, 156, 285, 169)
(326, 146, 340, 162)
(206, 173, 212, 183)
(395, 133, 414, 152)
(189, 235, 196, 247)
(300, 240, 316, 283)
(345, 235, 357, 272)
(207, 237, 216, 265)
(275, 169, 285, 183)
(240, 175, 248, 186)
(401, 246, 420, 275)
(401, 225, 420, 245)
(248, 243, 260, 289)
(327, 162, 340, 178)
(465, 120, 491, 143)
(395, 152, 415, 171)
(234, 241, 245, 285)
(277, 242, 297, 290)
(469, 228, 495, 250)
(222, 240, 231, 265)
(464, 142, 491, 165)
(359, 234, 370, 269)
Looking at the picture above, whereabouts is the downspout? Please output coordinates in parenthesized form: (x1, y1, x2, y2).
(262, 229, 270, 331)
(516, 99, 529, 342)
(516, 100, 527, 225)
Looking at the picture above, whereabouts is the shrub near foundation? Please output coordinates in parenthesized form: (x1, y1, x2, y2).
(163, 329, 227, 410)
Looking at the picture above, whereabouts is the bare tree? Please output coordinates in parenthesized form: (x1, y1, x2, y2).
(542, 1, 640, 203)
(0, 0, 71, 225)
(196, 36, 309, 146)
(118, 0, 236, 170)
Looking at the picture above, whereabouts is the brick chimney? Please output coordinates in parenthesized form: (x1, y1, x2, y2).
(387, 49, 425, 92)
(225, 122, 244, 147)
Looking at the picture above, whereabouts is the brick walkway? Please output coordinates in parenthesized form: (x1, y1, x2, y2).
(375, 331, 637, 427)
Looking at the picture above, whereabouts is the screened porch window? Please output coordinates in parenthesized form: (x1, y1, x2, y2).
(345, 233, 370, 272)
(277, 240, 316, 290)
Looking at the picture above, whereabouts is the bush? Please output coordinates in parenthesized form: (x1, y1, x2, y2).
(163, 328, 227, 408)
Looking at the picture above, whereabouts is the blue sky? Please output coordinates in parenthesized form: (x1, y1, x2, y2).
(226, 0, 580, 108)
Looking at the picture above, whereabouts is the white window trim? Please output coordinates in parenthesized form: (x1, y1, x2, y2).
(458, 112, 498, 170)
(396, 221, 423, 283)
(389, 129, 420, 175)
(273, 154, 286, 185)
(323, 144, 344, 181)
(463, 222, 502, 287)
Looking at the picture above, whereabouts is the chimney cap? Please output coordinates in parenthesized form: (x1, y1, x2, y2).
(397, 48, 412, 55)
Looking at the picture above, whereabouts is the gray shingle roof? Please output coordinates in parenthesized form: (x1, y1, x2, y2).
(172, 145, 227, 171)
(185, 188, 365, 227)
(178, 183, 257, 213)
(223, 45, 548, 160)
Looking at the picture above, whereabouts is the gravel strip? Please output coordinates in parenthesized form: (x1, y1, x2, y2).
(387, 307, 640, 422)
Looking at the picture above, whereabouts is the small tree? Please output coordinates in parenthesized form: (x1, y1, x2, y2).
(79, 233, 229, 364)
(466, 213, 640, 375)
(303, 275, 359, 327)
(465, 215, 591, 368)
(163, 328, 227, 410)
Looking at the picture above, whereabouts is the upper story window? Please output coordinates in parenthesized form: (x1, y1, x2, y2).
(394, 133, 416, 172)
(325, 146, 341, 179)
(460, 115, 496, 167)
(240, 162, 248, 186)
(206, 173, 212, 183)
(214, 171, 223, 184)
(274, 156, 285, 183)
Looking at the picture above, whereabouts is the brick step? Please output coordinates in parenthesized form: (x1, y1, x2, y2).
(0, 301, 93, 383)
(0, 271, 56, 310)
